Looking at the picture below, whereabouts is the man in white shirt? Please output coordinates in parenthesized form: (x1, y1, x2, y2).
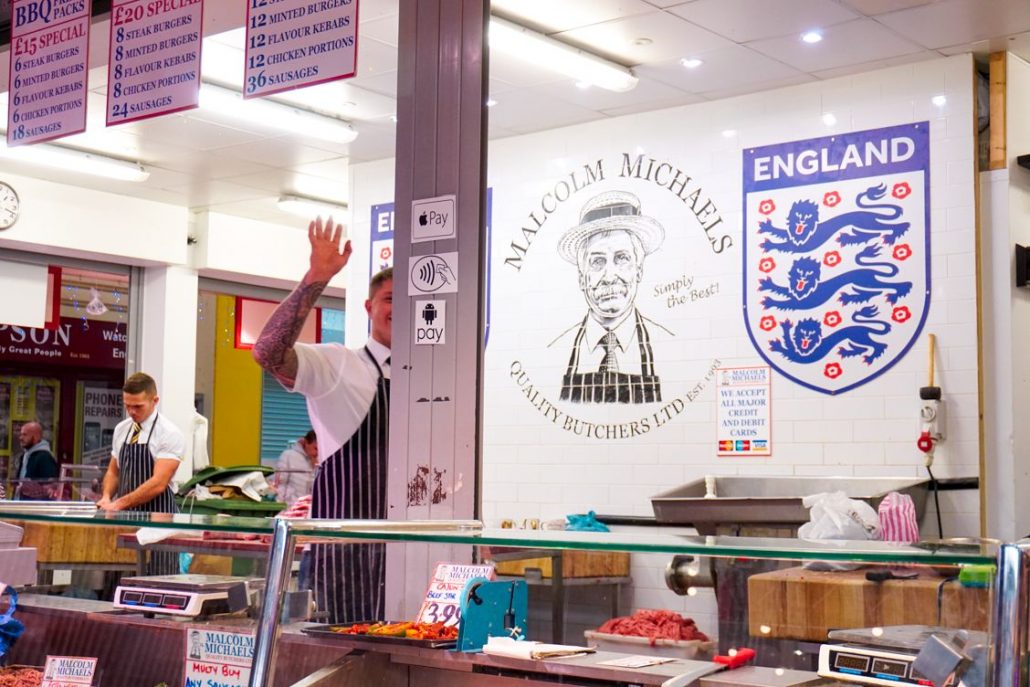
(253, 216, 392, 624)
(274, 430, 318, 506)
(97, 372, 185, 574)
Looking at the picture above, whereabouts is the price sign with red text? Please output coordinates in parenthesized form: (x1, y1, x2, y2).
(107, 0, 204, 125)
(7, 0, 92, 146)
(182, 628, 253, 687)
(42, 656, 97, 686)
(416, 563, 495, 627)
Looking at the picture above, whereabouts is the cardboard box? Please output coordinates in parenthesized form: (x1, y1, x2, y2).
(494, 551, 630, 578)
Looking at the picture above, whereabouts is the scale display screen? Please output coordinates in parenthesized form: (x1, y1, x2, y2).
(872, 658, 909, 678)
(835, 653, 871, 672)
(163, 595, 189, 610)
(120, 591, 142, 604)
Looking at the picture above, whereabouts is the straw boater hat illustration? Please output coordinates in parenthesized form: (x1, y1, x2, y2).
(557, 191, 665, 264)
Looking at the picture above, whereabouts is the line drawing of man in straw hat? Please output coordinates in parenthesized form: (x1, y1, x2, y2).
(549, 190, 672, 404)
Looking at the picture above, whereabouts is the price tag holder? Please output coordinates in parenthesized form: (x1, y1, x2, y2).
(415, 563, 494, 627)
(42, 656, 97, 686)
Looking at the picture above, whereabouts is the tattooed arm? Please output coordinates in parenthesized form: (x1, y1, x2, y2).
(253, 216, 353, 388)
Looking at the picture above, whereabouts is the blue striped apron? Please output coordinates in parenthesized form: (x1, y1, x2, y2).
(310, 347, 389, 623)
(117, 414, 179, 575)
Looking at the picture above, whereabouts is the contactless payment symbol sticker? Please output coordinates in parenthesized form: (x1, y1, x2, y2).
(409, 252, 459, 294)
(415, 300, 446, 345)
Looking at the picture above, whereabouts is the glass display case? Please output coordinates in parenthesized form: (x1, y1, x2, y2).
(0, 503, 1015, 687)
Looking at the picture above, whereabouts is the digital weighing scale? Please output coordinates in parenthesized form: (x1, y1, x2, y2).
(818, 626, 987, 687)
(114, 574, 260, 618)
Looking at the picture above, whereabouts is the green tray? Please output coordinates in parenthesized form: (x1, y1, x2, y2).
(176, 496, 285, 518)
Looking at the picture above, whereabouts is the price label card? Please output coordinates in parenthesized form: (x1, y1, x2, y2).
(183, 628, 254, 687)
(243, 0, 359, 98)
(107, 0, 204, 125)
(7, 0, 92, 146)
(415, 563, 494, 627)
(42, 656, 97, 686)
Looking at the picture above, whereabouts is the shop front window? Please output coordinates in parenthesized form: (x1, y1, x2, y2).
(0, 264, 130, 499)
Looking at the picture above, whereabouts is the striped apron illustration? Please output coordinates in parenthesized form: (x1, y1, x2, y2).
(311, 347, 389, 623)
(560, 310, 662, 404)
(117, 415, 179, 575)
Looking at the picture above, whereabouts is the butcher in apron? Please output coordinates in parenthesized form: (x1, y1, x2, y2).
(253, 216, 393, 623)
(98, 372, 185, 576)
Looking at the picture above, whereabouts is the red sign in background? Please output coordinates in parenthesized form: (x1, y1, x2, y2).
(0, 317, 126, 369)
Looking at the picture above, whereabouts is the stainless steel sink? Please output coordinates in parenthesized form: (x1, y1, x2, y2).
(651, 476, 929, 535)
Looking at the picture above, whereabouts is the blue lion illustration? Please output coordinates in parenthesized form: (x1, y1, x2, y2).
(758, 184, 909, 254)
(759, 244, 912, 310)
(768, 305, 892, 365)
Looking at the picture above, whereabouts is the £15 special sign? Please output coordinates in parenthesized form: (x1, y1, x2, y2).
(742, 122, 931, 395)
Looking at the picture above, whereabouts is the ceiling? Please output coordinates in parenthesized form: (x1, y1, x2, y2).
(0, 0, 1029, 227)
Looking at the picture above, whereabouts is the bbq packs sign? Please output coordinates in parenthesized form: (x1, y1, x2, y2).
(500, 152, 732, 440)
(742, 122, 931, 394)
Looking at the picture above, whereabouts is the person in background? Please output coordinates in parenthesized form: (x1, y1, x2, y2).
(98, 372, 184, 574)
(275, 429, 318, 506)
(253, 216, 391, 624)
(16, 422, 58, 500)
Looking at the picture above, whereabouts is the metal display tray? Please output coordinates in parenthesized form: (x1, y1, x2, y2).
(301, 621, 457, 649)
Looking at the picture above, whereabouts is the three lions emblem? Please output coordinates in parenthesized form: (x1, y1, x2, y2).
(742, 123, 931, 395)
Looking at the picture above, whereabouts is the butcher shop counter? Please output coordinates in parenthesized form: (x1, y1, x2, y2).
(0, 507, 1021, 687)
(8, 594, 823, 687)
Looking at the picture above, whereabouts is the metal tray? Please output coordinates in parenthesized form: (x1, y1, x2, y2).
(651, 476, 929, 535)
(301, 622, 457, 649)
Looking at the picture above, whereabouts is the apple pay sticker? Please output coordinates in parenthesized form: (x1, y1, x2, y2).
(415, 300, 446, 345)
(411, 194, 456, 243)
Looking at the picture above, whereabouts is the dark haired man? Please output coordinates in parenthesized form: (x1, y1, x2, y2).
(274, 429, 318, 506)
(97, 372, 184, 572)
(254, 216, 392, 624)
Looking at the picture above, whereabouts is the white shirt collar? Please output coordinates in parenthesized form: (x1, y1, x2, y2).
(135, 410, 159, 431)
(365, 338, 391, 368)
(584, 309, 638, 353)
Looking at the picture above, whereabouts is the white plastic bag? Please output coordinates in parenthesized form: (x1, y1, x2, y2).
(798, 491, 881, 541)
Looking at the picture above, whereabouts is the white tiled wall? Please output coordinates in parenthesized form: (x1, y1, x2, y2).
(480, 54, 980, 535)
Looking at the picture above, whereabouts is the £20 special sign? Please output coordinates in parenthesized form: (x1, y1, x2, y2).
(742, 122, 931, 395)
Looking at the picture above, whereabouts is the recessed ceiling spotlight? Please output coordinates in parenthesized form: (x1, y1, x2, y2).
(486, 98, 498, 107)
(389, 114, 398, 123)
(801, 30, 823, 44)
(822, 112, 837, 126)
(575, 81, 591, 90)
(634, 37, 653, 46)
(680, 58, 703, 69)
(932, 95, 947, 107)
(722, 129, 737, 138)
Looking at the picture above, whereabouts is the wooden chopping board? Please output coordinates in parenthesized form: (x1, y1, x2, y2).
(748, 566, 988, 641)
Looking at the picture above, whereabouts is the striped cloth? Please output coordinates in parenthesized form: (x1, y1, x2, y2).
(878, 491, 920, 543)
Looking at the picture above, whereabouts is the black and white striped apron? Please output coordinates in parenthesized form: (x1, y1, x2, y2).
(560, 310, 662, 404)
(117, 415, 179, 575)
(310, 347, 389, 624)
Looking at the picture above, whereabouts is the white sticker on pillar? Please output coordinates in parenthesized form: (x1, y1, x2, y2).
(409, 252, 459, 294)
(411, 195, 456, 243)
(415, 300, 446, 345)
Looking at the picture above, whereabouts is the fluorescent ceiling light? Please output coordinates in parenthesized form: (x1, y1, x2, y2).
(489, 16, 638, 93)
(278, 194, 349, 219)
(680, 58, 703, 69)
(0, 140, 149, 182)
(199, 83, 357, 144)
(801, 30, 823, 44)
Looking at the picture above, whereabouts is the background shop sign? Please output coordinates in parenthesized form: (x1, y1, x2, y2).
(0, 317, 126, 369)
(79, 384, 122, 465)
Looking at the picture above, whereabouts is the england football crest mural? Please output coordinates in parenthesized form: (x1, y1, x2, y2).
(743, 122, 931, 395)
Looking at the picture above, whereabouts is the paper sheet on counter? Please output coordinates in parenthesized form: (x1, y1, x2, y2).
(483, 636, 596, 660)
